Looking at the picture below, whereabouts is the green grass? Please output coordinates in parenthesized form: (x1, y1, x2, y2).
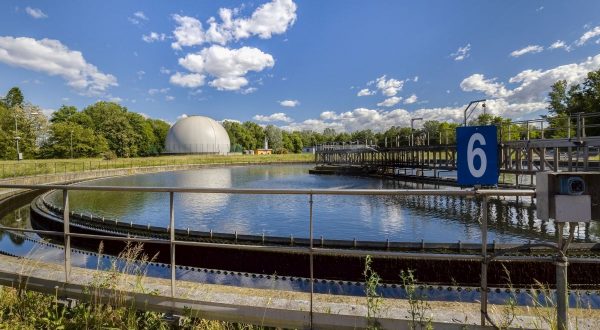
(0, 153, 314, 179)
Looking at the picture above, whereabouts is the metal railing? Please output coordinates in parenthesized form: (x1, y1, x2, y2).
(0, 183, 583, 328)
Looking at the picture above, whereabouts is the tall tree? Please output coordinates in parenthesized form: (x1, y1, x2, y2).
(4, 87, 24, 108)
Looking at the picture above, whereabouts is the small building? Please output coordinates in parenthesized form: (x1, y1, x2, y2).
(255, 149, 272, 155)
(302, 146, 316, 154)
(255, 137, 272, 155)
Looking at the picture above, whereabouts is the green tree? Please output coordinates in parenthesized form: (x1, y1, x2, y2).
(82, 102, 137, 157)
(4, 87, 24, 108)
(40, 122, 108, 158)
(242, 121, 265, 149)
(265, 125, 283, 151)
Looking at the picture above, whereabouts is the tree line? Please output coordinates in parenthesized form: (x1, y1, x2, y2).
(1, 68, 599, 159)
(0, 88, 170, 160)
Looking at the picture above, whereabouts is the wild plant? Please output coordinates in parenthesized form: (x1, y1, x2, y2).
(400, 269, 432, 330)
(363, 255, 382, 329)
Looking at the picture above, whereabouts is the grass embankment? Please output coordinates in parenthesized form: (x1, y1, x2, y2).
(0, 153, 314, 179)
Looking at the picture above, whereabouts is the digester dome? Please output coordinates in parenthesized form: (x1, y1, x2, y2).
(165, 116, 230, 154)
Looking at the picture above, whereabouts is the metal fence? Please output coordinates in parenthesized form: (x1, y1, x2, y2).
(0, 184, 587, 328)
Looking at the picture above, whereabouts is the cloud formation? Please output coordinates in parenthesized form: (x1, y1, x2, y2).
(174, 45, 274, 91)
(377, 96, 401, 107)
(576, 26, 600, 46)
(0, 36, 117, 96)
(253, 112, 292, 122)
(510, 45, 544, 57)
(129, 11, 148, 25)
(461, 53, 600, 103)
(169, 0, 295, 92)
(451, 43, 471, 61)
(376, 75, 404, 96)
(279, 99, 299, 107)
(142, 32, 166, 43)
(170, 0, 296, 49)
(25, 7, 47, 19)
(169, 72, 205, 88)
(357, 88, 375, 96)
(404, 94, 418, 104)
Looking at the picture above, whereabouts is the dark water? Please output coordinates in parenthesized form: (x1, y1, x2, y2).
(42, 164, 597, 243)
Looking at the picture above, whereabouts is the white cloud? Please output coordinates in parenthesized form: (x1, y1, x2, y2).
(169, 72, 205, 88)
(280, 98, 551, 133)
(576, 26, 600, 46)
(460, 74, 511, 98)
(404, 94, 418, 104)
(129, 11, 149, 25)
(462, 53, 600, 104)
(108, 96, 122, 103)
(451, 43, 471, 61)
(241, 87, 257, 94)
(0, 36, 117, 96)
(142, 32, 166, 43)
(160, 67, 171, 74)
(148, 88, 170, 95)
(549, 40, 568, 50)
(232, 0, 297, 40)
(279, 99, 299, 107)
(377, 96, 401, 107)
(510, 45, 544, 57)
(25, 7, 47, 19)
(176, 45, 274, 91)
(170, 0, 296, 49)
(171, 15, 205, 49)
(253, 112, 292, 122)
(136, 70, 145, 79)
(376, 75, 404, 96)
(357, 88, 375, 96)
(413, 76, 419, 82)
(165, 95, 175, 101)
(134, 11, 148, 20)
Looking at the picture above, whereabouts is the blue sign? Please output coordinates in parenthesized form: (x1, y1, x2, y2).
(456, 125, 498, 186)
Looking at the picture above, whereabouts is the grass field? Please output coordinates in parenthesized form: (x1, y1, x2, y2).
(0, 153, 314, 179)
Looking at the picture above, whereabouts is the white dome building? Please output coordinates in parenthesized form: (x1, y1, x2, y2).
(165, 115, 230, 154)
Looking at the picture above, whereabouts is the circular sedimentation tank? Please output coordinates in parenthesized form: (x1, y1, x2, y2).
(165, 115, 230, 154)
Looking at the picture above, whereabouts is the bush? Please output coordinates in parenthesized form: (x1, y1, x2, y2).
(102, 150, 117, 160)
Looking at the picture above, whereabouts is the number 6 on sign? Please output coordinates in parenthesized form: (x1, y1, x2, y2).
(457, 126, 498, 186)
(467, 133, 487, 178)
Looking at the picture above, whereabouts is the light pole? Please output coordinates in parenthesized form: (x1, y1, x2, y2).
(410, 117, 423, 146)
(14, 113, 21, 161)
(463, 99, 486, 126)
(70, 130, 74, 159)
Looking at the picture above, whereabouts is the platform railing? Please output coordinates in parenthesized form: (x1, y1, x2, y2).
(0, 183, 579, 328)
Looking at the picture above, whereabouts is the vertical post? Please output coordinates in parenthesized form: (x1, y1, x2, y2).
(480, 196, 488, 326)
(309, 193, 314, 329)
(556, 256, 569, 330)
(63, 189, 71, 282)
(169, 191, 176, 298)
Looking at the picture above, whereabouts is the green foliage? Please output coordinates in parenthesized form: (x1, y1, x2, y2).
(363, 255, 382, 329)
(4, 87, 24, 108)
(400, 269, 432, 330)
(548, 69, 600, 136)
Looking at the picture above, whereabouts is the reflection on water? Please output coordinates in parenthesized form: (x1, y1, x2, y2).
(40, 164, 600, 243)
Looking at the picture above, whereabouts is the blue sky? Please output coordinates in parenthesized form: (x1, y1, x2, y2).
(1, 0, 600, 132)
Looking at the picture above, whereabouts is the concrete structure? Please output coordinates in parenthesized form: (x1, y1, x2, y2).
(165, 116, 230, 154)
